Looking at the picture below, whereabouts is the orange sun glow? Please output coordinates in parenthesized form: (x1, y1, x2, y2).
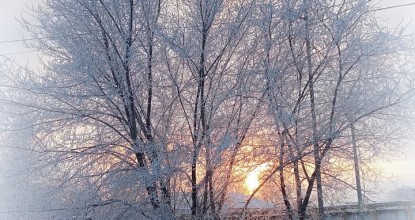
(245, 170, 260, 194)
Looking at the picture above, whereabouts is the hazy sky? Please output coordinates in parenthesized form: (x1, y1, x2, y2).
(0, 0, 41, 62)
(376, 0, 415, 32)
(0, 0, 414, 201)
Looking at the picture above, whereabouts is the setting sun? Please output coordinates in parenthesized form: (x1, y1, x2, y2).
(245, 171, 260, 194)
(244, 163, 269, 194)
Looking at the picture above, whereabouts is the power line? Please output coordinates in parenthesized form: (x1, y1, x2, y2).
(0, 39, 27, 44)
(0, 50, 38, 56)
(0, 37, 47, 45)
(0, 2, 414, 47)
(374, 2, 415, 11)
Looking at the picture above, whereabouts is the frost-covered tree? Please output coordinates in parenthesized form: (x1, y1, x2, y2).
(6, 0, 266, 218)
(260, 0, 413, 219)
(160, 0, 266, 218)
(16, 0, 176, 218)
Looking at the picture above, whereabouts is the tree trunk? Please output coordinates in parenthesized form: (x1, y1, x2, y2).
(305, 0, 325, 217)
(351, 122, 364, 213)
